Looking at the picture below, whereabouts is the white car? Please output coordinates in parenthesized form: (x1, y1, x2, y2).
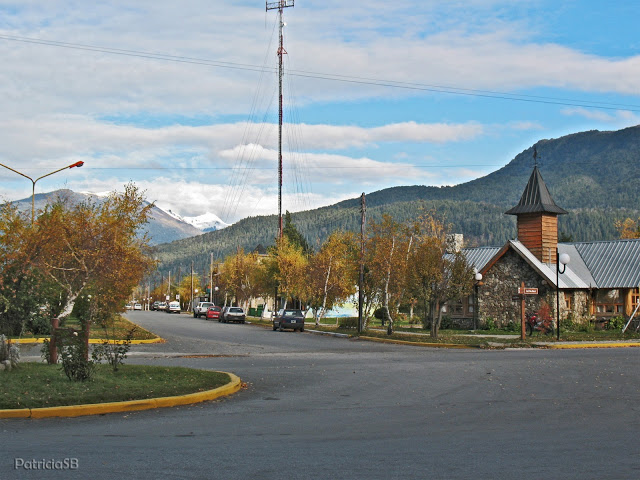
(134, 303, 142, 310)
(167, 301, 181, 314)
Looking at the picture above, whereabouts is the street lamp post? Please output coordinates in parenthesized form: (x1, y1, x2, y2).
(0, 161, 84, 223)
(556, 249, 571, 340)
(474, 272, 483, 330)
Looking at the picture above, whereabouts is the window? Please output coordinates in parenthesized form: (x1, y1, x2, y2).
(633, 288, 640, 310)
(564, 292, 573, 310)
(594, 289, 623, 315)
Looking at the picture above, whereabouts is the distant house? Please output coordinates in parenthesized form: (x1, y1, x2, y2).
(447, 166, 640, 327)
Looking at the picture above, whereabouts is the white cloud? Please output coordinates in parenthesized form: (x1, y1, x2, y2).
(561, 108, 640, 125)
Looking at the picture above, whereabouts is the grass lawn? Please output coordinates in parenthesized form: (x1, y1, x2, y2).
(11, 315, 158, 341)
(247, 316, 640, 347)
(0, 363, 230, 410)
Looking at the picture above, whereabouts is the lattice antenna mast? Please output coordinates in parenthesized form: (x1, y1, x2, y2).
(266, 0, 294, 239)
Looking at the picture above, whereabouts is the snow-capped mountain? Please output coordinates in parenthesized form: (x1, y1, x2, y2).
(183, 212, 230, 232)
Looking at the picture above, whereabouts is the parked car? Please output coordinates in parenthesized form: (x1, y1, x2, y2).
(221, 306, 246, 323)
(125, 304, 133, 310)
(157, 302, 167, 311)
(206, 306, 222, 321)
(273, 309, 305, 332)
(167, 301, 181, 313)
(134, 303, 142, 311)
(193, 302, 214, 318)
(151, 301, 161, 311)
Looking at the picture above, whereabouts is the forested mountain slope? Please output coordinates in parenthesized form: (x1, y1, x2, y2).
(154, 125, 640, 275)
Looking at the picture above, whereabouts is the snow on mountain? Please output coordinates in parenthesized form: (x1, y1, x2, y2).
(183, 212, 230, 232)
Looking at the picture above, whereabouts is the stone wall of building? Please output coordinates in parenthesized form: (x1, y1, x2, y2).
(478, 249, 555, 328)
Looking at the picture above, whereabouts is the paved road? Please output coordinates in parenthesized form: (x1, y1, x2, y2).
(4, 311, 640, 479)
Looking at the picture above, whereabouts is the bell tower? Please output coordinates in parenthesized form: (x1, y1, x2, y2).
(505, 164, 567, 264)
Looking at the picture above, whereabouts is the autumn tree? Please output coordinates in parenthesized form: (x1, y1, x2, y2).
(263, 236, 308, 310)
(366, 215, 413, 334)
(615, 217, 640, 239)
(308, 231, 358, 325)
(219, 249, 262, 310)
(0, 203, 60, 335)
(30, 184, 155, 349)
(407, 215, 475, 338)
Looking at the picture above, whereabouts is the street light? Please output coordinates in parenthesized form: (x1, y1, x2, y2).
(0, 161, 84, 224)
(556, 250, 570, 340)
(474, 271, 483, 330)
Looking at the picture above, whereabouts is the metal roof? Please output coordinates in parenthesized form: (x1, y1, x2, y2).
(462, 239, 640, 290)
(504, 167, 568, 215)
(573, 239, 640, 288)
(458, 246, 501, 272)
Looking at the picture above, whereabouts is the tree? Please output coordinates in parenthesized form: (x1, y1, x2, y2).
(366, 215, 413, 334)
(264, 236, 308, 310)
(615, 217, 640, 239)
(219, 249, 261, 310)
(283, 211, 311, 255)
(27, 183, 156, 360)
(308, 231, 358, 325)
(406, 214, 474, 338)
(0, 203, 59, 335)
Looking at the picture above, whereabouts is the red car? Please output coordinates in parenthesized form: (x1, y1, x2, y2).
(206, 306, 222, 321)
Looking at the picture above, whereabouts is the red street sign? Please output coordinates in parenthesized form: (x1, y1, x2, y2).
(518, 287, 538, 295)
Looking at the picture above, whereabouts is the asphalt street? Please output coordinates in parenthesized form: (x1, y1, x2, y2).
(3, 311, 640, 479)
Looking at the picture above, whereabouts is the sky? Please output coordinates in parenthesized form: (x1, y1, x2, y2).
(0, 0, 639, 224)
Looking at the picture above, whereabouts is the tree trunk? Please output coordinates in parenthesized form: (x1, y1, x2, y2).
(384, 237, 395, 335)
(318, 261, 332, 326)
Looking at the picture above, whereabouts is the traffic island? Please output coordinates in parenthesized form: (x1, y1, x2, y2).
(0, 364, 242, 419)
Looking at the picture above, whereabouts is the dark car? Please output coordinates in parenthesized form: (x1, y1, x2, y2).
(273, 309, 305, 332)
(221, 307, 246, 323)
(206, 306, 222, 321)
(151, 301, 161, 311)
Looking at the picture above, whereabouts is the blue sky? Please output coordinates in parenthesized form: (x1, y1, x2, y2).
(0, 0, 639, 224)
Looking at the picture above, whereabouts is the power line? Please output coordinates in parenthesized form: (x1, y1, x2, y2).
(1, 33, 639, 112)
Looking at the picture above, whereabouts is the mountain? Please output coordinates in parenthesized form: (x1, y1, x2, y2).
(172, 211, 230, 232)
(153, 125, 640, 275)
(7, 189, 203, 246)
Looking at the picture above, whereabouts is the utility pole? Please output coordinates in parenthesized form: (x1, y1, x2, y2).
(210, 252, 214, 303)
(266, 0, 294, 239)
(358, 193, 366, 333)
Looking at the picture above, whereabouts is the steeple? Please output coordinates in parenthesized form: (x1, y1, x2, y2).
(505, 166, 568, 216)
(505, 165, 567, 264)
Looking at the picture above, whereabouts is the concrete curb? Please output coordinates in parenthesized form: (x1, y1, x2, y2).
(545, 342, 640, 349)
(306, 329, 351, 338)
(10, 337, 165, 345)
(0, 372, 242, 419)
(358, 335, 479, 349)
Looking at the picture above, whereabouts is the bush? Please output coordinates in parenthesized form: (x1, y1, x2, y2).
(484, 317, 497, 331)
(338, 317, 358, 329)
(57, 329, 94, 382)
(92, 326, 136, 372)
(608, 315, 626, 331)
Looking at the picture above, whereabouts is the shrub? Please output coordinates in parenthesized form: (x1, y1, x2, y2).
(338, 317, 358, 330)
(57, 329, 94, 382)
(608, 315, 626, 331)
(92, 326, 136, 372)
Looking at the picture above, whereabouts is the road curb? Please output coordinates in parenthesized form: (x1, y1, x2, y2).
(358, 335, 479, 349)
(0, 372, 242, 419)
(10, 337, 165, 345)
(545, 342, 640, 349)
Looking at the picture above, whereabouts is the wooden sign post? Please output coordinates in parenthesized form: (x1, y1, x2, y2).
(516, 283, 539, 340)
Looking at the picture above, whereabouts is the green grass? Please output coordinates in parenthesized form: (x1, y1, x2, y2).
(0, 363, 230, 409)
(13, 315, 158, 341)
(247, 316, 640, 346)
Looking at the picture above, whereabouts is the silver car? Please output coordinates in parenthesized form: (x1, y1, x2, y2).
(221, 307, 246, 323)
